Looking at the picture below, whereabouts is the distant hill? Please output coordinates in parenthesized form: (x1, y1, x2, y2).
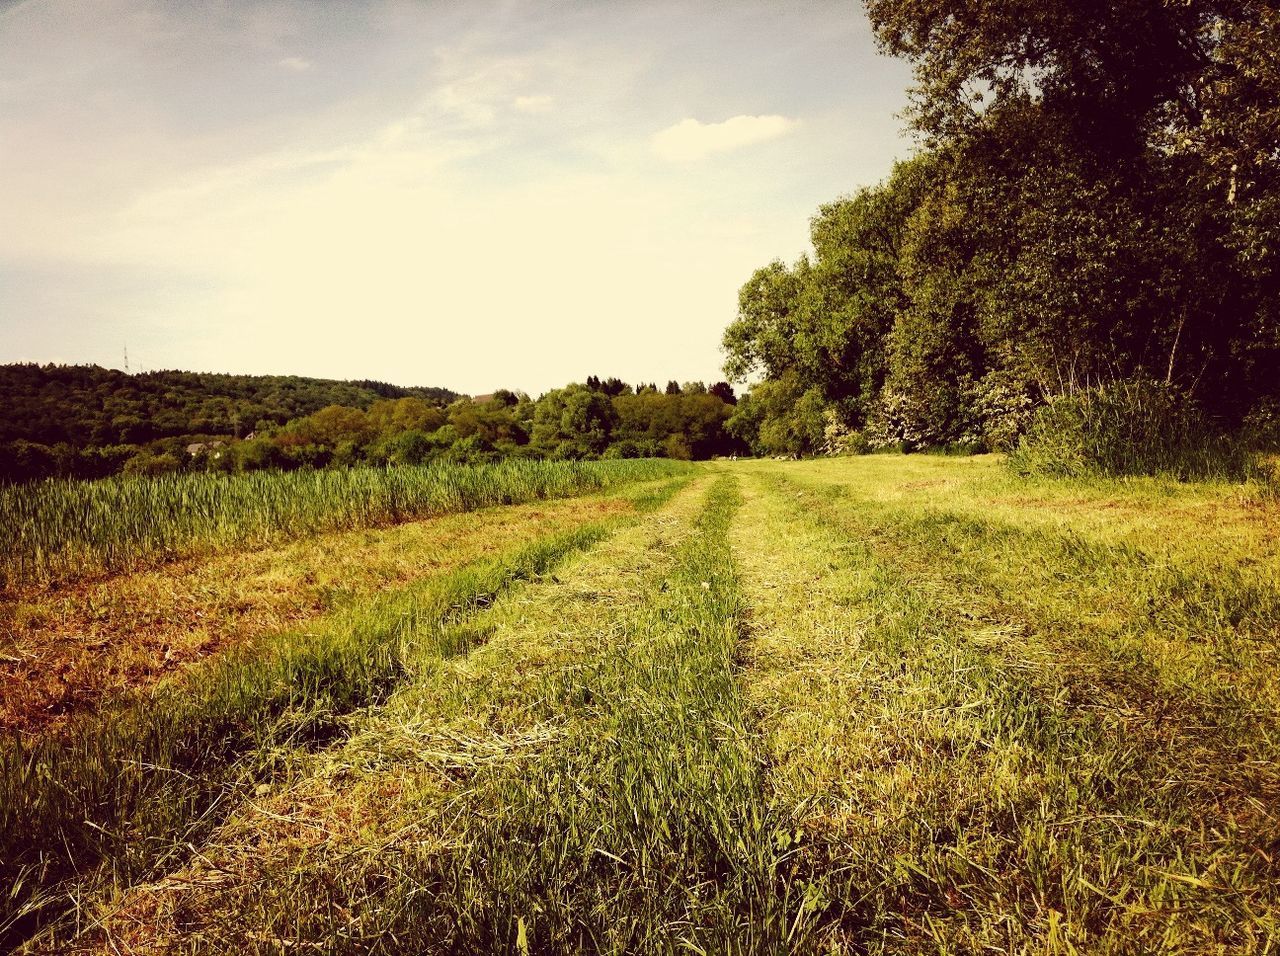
(0, 364, 461, 448)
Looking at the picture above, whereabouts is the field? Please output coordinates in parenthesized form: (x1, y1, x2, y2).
(2, 455, 1277, 953)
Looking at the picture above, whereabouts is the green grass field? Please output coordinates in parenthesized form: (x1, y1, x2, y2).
(3, 456, 1277, 953)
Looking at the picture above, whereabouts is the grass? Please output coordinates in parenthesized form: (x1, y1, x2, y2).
(2, 472, 693, 949)
(735, 458, 1280, 951)
(402, 474, 797, 952)
(39, 473, 721, 952)
(0, 492, 636, 736)
(6, 454, 1278, 954)
(0, 457, 692, 589)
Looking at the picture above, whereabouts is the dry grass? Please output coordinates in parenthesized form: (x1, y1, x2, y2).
(68, 477, 715, 954)
(0, 495, 630, 736)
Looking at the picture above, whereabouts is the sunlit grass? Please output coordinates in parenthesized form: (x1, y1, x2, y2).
(0, 458, 692, 589)
(0, 498, 671, 948)
(8, 454, 1279, 953)
(734, 459, 1280, 952)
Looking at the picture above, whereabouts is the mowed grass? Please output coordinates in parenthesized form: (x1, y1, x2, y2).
(72, 475, 740, 953)
(734, 457, 1279, 952)
(0, 492, 636, 736)
(7, 454, 1279, 954)
(1, 474, 692, 948)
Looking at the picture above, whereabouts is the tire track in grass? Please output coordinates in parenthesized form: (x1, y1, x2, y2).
(770, 465, 1280, 864)
(8, 478, 696, 953)
(731, 467, 1279, 954)
(72, 475, 720, 954)
(404, 473, 796, 954)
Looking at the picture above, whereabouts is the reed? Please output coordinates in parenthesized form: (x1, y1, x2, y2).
(0, 458, 689, 589)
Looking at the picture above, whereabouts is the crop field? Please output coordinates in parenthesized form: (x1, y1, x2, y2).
(2, 456, 1277, 953)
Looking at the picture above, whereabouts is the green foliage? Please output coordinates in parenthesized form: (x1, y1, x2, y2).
(966, 370, 1037, 451)
(531, 384, 615, 458)
(2, 371, 741, 481)
(724, 0, 1278, 476)
(1008, 379, 1265, 481)
(120, 450, 183, 477)
(0, 364, 459, 481)
(724, 376, 827, 458)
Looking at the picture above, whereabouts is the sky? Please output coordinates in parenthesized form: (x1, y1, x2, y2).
(0, 0, 914, 396)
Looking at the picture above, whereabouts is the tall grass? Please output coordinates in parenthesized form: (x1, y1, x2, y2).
(0, 523, 611, 948)
(0, 458, 689, 589)
(1007, 378, 1264, 481)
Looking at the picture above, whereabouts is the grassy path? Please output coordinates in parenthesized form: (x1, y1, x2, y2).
(732, 463, 1279, 953)
(71, 475, 729, 951)
(6, 477, 691, 951)
(13, 456, 1279, 953)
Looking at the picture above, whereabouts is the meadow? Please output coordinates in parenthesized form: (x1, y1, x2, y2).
(1, 455, 1277, 953)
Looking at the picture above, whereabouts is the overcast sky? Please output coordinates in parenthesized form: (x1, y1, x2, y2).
(0, 0, 913, 396)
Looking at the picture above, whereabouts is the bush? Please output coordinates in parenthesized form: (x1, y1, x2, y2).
(865, 388, 935, 451)
(821, 409, 870, 456)
(121, 450, 183, 477)
(1008, 378, 1262, 481)
(1242, 399, 1280, 452)
(967, 370, 1036, 451)
(603, 440, 642, 459)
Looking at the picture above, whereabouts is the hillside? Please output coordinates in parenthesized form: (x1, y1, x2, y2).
(0, 363, 459, 449)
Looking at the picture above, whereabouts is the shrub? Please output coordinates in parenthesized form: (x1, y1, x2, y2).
(1008, 378, 1262, 481)
(967, 370, 1037, 451)
(865, 388, 935, 451)
(603, 440, 642, 459)
(821, 409, 870, 456)
(1242, 399, 1280, 452)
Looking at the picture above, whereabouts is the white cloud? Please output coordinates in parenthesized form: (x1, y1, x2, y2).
(651, 114, 797, 162)
(278, 56, 312, 72)
(434, 81, 498, 127)
(513, 93, 554, 113)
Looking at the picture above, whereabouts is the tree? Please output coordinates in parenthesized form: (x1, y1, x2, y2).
(531, 384, 617, 457)
(489, 389, 519, 408)
(862, 0, 1280, 426)
(708, 382, 737, 405)
(864, 0, 1212, 153)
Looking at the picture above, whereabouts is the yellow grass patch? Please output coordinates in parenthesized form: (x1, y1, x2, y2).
(0, 495, 630, 736)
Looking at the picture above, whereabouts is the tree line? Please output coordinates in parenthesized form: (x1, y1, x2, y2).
(0, 367, 742, 481)
(723, 0, 1278, 473)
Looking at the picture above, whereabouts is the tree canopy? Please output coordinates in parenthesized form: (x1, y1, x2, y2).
(724, 0, 1279, 457)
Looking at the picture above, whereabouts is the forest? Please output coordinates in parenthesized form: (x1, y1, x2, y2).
(722, 0, 1279, 478)
(0, 365, 741, 481)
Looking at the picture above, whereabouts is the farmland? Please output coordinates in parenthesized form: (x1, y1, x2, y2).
(2, 456, 1278, 953)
